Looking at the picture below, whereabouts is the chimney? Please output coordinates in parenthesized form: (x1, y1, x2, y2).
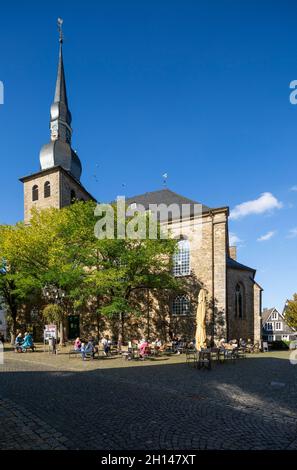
(229, 246, 237, 260)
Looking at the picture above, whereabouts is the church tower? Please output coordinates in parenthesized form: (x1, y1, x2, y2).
(20, 19, 94, 223)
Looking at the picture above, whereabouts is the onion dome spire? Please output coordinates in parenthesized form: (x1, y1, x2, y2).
(39, 19, 82, 181)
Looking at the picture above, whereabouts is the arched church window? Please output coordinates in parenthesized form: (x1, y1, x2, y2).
(172, 295, 190, 315)
(32, 185, 39, 202)
(235, 283, 244, 318)
(70, 190, 76, 204)
(44, 181, 51, 198)
(173, 238, 190, 276)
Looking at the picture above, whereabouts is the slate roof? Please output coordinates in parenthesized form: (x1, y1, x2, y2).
(125, 189, 212, 219)
(226, 257, 256, 275)
(262, 307, 276, 323)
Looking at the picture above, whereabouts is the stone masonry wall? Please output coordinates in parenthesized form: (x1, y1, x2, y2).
(60, 172, 91, 207)
(253, 283, 262, 343)
(80, 210, 229, 344)
(227, 267, 256, 341)
(155, 209, 228, 343)
(213, 214, 227, 340)
(23, 170, 60, 224)
(23, 168, 92, 223)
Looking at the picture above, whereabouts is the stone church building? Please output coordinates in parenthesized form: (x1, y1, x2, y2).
(19, 31, 262, 345)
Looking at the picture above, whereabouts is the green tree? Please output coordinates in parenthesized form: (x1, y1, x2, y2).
(0, 200, 180, 345)
(53, 201, 180, 345)
(0, 225, 42, 343)
(0, 207, 86, 343)
(89, 208, 179, 346)
(284, 294, 297, 330)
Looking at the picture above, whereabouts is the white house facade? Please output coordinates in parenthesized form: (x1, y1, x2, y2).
(262, 307, 296, 342)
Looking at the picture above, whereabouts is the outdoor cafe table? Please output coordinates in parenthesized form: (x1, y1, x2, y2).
(197, 347, 229, 366)
(197, 349, 212, 369)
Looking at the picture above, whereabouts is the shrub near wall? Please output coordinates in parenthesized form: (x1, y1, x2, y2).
(269, 340, 289, 350)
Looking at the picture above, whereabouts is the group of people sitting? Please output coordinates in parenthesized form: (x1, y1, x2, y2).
(127, 336, 193, 358)
(73, 335, 114, 360)
(128, 337, 164, 358)
(171, 335, 190, 354)
(73, 336, 100, 360)
(216, 337, 255, 351)
(74, 334, 248, 361)
(15, 332, 35, 352)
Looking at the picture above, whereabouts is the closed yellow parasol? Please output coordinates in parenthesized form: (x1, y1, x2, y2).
(195, 289, 207, 350)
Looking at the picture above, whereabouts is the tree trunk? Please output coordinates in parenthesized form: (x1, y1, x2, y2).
(10, 328, 16, 346)
(59, 321, 64, 346)
(118, 312, 124, 350)
(10, 308, 17, 345)
(96, 296, 101, 342)
(96, 312, 101, 342)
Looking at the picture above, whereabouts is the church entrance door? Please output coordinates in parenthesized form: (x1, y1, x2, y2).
(68, 315, 80, 340)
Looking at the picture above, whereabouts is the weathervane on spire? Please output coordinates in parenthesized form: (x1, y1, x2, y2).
(162, 173, 168, 187)
(57, 18, 64, 43)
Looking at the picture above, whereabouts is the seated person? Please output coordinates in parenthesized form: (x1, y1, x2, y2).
(172, 335, 180, 353)
(88, 336, 98, 354)
(80, 342, 86, 360)
(74, 337, 82, 351)
(229, 339, 238, 349)
(239, 338, 247, 348)
(101, 336, 111, 356)
(131, 339, 139, 349)
(81, 339, 96, 360)
(188, 339, 195, 348)
(138, 339, 150, 358)
(15, 333, 23, 351)
(150, 338, 162, 354)
(218, 338, 227, 349)
(21, 332, 34, 351)
(155, 338, 162, 348)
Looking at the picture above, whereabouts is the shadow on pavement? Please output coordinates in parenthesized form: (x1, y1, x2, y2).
(0, 353, 296, 450)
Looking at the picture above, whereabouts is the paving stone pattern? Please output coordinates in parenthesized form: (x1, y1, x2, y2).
(0, 349, 297, 450)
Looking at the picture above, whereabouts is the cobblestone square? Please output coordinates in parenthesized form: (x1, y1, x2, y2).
(0, 347, 297, 450)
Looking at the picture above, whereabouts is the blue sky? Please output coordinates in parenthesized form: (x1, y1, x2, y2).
(0, 0, 297, 311)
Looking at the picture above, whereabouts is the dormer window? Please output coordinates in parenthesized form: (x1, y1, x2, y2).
(44, 181, 51, 198)
(32, 185, 39, 202)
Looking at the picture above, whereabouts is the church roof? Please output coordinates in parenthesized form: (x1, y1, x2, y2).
(54, 40, 69, 108)
(262, 307, 277, 323)
(125, 189, 212, 217)
(226, 257, 256, 275)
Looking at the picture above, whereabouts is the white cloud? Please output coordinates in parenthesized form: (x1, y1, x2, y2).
(230, 192, 283, 220)
(290, 186, 297, 192)
(287, 227, 297, 239)
(257, 231, 276, 242)
(229, 233, 242, 245)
